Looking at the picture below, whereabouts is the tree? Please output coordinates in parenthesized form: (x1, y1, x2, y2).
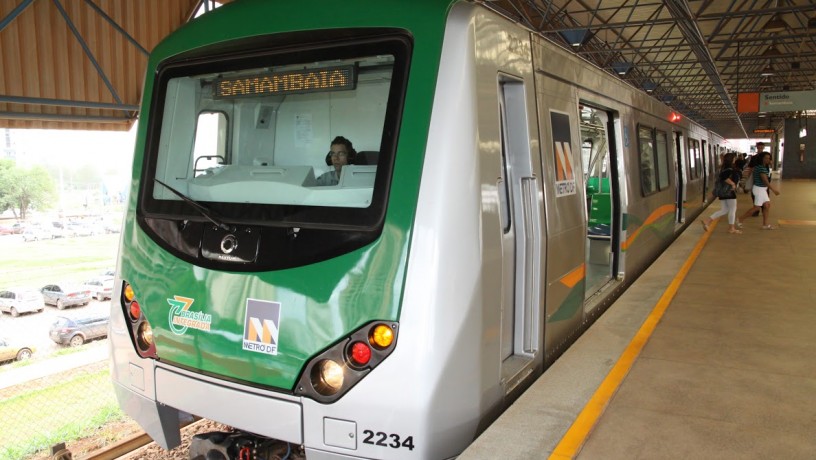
(0, 161, 56, 220)
(0, 159, 16, 216)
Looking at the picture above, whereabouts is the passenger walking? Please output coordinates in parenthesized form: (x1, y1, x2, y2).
(737, 151, 779, 230)
(701, 152, 742, 234)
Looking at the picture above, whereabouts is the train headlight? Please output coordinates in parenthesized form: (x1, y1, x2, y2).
(369, 323, 394, 349)
(311, 359, 344, 396)
(120, 280, 158, 360)
(136, 322, 154, 351)
(297, 321, 398, 403)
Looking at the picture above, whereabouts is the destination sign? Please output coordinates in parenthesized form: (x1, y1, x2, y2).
(215, 65, 356, 98)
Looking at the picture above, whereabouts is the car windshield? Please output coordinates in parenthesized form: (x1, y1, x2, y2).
(52, 317, 73, 327)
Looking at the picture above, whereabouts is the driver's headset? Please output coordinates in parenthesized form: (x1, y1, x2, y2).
(325, 149, 357, 165)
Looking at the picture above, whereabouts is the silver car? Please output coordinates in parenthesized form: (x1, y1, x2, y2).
(80, 277, 114, 301)
(0, 288, 44, 317)
(41, 284, 91, 309)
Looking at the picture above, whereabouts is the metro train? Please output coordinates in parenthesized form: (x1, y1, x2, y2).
(108, 0, 727, 459)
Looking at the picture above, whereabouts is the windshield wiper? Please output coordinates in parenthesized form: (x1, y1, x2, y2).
(154, 179, 231, 231)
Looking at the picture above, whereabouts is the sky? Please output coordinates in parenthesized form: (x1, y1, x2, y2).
(6, 126, 137, 187)
(2, 127, 138, 219)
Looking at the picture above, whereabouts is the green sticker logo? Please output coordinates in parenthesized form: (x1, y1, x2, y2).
(167, 295, 213, 335)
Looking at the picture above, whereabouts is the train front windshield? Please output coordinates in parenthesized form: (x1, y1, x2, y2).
(140, 35, 409, 232)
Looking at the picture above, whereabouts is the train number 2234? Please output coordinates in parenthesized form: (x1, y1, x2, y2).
(362, 429, 415, 451)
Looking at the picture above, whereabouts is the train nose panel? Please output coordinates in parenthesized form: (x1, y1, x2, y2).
(155, 367, 303, 445)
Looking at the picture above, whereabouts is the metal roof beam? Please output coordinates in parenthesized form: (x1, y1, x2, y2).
(0, 112, 135, 124)
(662, 0, 746, 138)
(52, 0, 124, 105)
(0, 0, 34, 34)
(0, 95, 139, 111)
(83, 0, 149, 56)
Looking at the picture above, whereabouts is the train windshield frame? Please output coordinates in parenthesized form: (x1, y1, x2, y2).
(139, 31, 411, 231)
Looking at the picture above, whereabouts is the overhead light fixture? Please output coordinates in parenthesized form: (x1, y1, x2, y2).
(643, 81, 657, 93)
(809, 17, 816, 29)
(762, 14, 788, 33)
(791, 61, 800, 70)
(760, 64, 775, 77)
(559, 29, 593, 48)
(659, 94, 674, 103)
(612, 62, 633, 76)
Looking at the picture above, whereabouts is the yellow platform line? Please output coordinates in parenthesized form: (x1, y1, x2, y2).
(548, 220, 716, 460)
(778, 219, 816, 226)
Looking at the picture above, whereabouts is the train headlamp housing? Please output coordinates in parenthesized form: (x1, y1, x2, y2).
(296, 321, 398, 403)
(120, 281, 158, 359)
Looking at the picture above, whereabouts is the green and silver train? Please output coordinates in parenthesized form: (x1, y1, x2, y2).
(109, 1, 726, 458)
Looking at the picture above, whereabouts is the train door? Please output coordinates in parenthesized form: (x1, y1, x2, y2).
(579, 104, 618, 300)
(497, 75, 542, 393)
(674, 131, 687, 223)
(701, 140, 708, 201)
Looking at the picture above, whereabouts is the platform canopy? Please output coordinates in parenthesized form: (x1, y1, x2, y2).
(2, 0, 816, 139)
(0, 0, 230, 131)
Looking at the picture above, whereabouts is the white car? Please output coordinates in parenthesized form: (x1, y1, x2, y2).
(81, 277, 114, 301)
(21, 226, 53, 242)
(0, 288, 45, 316)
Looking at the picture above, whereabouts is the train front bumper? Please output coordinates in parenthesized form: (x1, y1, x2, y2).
(113, 363, 303, 450)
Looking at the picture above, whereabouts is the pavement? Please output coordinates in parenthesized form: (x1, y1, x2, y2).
(0, 342, 108, 390)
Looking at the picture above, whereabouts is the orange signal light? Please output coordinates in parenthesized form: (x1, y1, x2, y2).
(669, 112, 682, 122)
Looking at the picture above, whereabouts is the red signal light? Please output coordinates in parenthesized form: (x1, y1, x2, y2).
(129, 300, 141, 321)
(669, 112, 682, 122)
(349, 341, 372, 366)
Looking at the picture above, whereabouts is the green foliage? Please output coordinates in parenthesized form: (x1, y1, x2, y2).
(0, 368, 125, 460)
(0, 159, 15, 216)
(0, 160, 57, 220)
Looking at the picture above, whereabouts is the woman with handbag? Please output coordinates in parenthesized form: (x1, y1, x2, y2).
(737, 151, 780, 230)
(701, 152, 742, 234)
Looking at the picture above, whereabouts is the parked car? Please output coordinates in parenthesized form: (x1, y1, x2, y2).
(49, 315, 110, 347)
(22, 226, 54, 242)
(41, 283, 91, 309)
(0, 288, 44, 316)
(50, 221, 67, 238)
(103, 220, 121, 234)
(0, 336, 35, 364)
(0, 225, 13, 235)
(81, 277, 114, 300)
(65, 222, 95, 237)
(11, 223, 24, 234)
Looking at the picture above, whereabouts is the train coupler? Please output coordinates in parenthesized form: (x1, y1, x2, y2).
(189, 431, 300, 460)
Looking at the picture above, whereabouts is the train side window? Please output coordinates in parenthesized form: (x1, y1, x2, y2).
(638, 125, 657, 195)
(655, 130, 669, 190)
(688, 138, 700, 179)
(498, 111, 512, 234)
(192, 111, 228, 176)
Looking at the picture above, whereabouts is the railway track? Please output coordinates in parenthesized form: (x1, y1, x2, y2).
(80, 419, 305, 460)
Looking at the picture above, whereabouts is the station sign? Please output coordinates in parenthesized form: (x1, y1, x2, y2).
(738, 90, 816, 113)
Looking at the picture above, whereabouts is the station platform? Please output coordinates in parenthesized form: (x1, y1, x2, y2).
(461, 178, 816, 460)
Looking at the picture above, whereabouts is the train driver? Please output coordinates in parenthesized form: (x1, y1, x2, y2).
(316, 136, 356, 186)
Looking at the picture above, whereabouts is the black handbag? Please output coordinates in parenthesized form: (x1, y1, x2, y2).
(714, 177, 733, 199)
